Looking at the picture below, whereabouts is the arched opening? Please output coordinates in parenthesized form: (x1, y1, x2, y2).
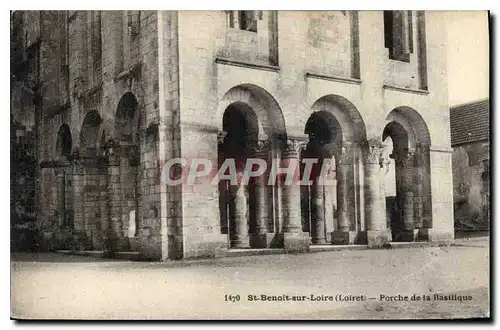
(56, 124, 72, 158)
(115, 92, 139, 143)
(80, 111, 102, 157)
(112, 92, 141, 251)
(383, 106, 432, 242)
(302, 111, 341, 244)
(78, 111, 104, 248)
(218, 85, 287, 249)
(55, 124, 73, 229)
(303, 95, 367, 246)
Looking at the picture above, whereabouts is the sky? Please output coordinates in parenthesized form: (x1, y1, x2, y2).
(446, 11, 489, 106)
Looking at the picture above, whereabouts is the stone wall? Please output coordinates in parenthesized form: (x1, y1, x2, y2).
(452, 142, 489, 230)
(13, 10, 454, 258)
(19, 11, 162, 256)
(174, 10, 452, 256)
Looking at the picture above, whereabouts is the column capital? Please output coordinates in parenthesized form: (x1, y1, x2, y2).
(251, 140, 271, 158)
(392, 148, 416, 168)
(364, 139, 384, 165)
(283, 138, 308, 158)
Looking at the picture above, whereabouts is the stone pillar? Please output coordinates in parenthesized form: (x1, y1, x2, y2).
(281, 138, 310, 252)
(250, 140, 270, 248)
(97, 155, 109, 245)
(323, 157, 336, 243)
(413, 145, 425, 229)
(106, 143, 127, 251)
(71, 154, 84, 232)
(81, 157, 102, 249)
(393, 149, 416, 242)
(56, 169, 66, 228)
(228, 156, 250, 248)
(310, 163, 326, 244)
(364, 139, 390, 248)
(122, 142, 140, 251)
(331, 142, 357, 245)
(402, 150, 415, 231)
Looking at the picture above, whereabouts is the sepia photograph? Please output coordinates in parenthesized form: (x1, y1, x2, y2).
(9, 7, 491, 321)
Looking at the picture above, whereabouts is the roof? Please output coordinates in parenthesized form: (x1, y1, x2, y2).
(450, 99, 490, 146)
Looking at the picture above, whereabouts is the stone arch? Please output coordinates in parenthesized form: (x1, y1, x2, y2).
(304, 110, 342, 158)
(218, 84, 287, 142)
(217, 85, 286, 249)
(108, 92, 141, 251)
(303, 95, 367, 245)
(54, 123, 74, 230)
(115, 92, 141, 144)
(385, 106, 431, 150)
(382, 121, 408, 155)
(55, 124, 72, 158)
(79, 110, 102, 157)
(309, 94, 367, 145)
(222, 101, 260, 157)
(382, 106, 433, 241)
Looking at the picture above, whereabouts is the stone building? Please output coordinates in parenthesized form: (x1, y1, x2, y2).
(10, 10, 453, 260)
(450, 99, 490, 231)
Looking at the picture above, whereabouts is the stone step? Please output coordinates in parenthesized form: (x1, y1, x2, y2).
(309, 244, 368, 253)
(56, 250, 140, 261)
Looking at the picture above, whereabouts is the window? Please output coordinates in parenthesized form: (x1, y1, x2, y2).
(88, 11, 102, 86)
(59, 11, 70, 100)
(227, 11, 262, 33)
(127, 11, 141, 38)
(239, 11, 258, 32)
(384, 10, 414, 62)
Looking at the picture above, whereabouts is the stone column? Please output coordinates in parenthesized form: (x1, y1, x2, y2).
(55, 169, 66, 228)
(394, 149, 416, 241)
(81, 157, 102, 250)
(364, 139, 390, 247)
(249, 140, 270, 248)
(97, 154, 109, 249)
(106, 142, 126, 251)
(413, 145, 425, 229)
(310, 158, 326, 244)
(323, 156, 336, 243)
(402, 149, 415, 230)
(70, 153, 84, 232)
(228, 155, 250, 248)
(217, 131, 229, 235)
(331, 142, 356, 245)
(281, 137, 310, 252)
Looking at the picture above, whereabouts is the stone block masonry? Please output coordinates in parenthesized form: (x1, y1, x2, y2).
(10, 10, 454, 260)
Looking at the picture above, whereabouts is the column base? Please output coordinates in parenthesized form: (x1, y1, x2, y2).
(416, 228, 454, 242)
(129, 237, 140, 251)
(311, 237, 328, 245)
(391, 229, 416, 242)
(249, 233, 274, 248)
(230, 241, 251, 249)
(330, 231, 359, 245)
(367, 230, 391, 248)
(280, 232, 311, 253)
(230, 235, 251, 249)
